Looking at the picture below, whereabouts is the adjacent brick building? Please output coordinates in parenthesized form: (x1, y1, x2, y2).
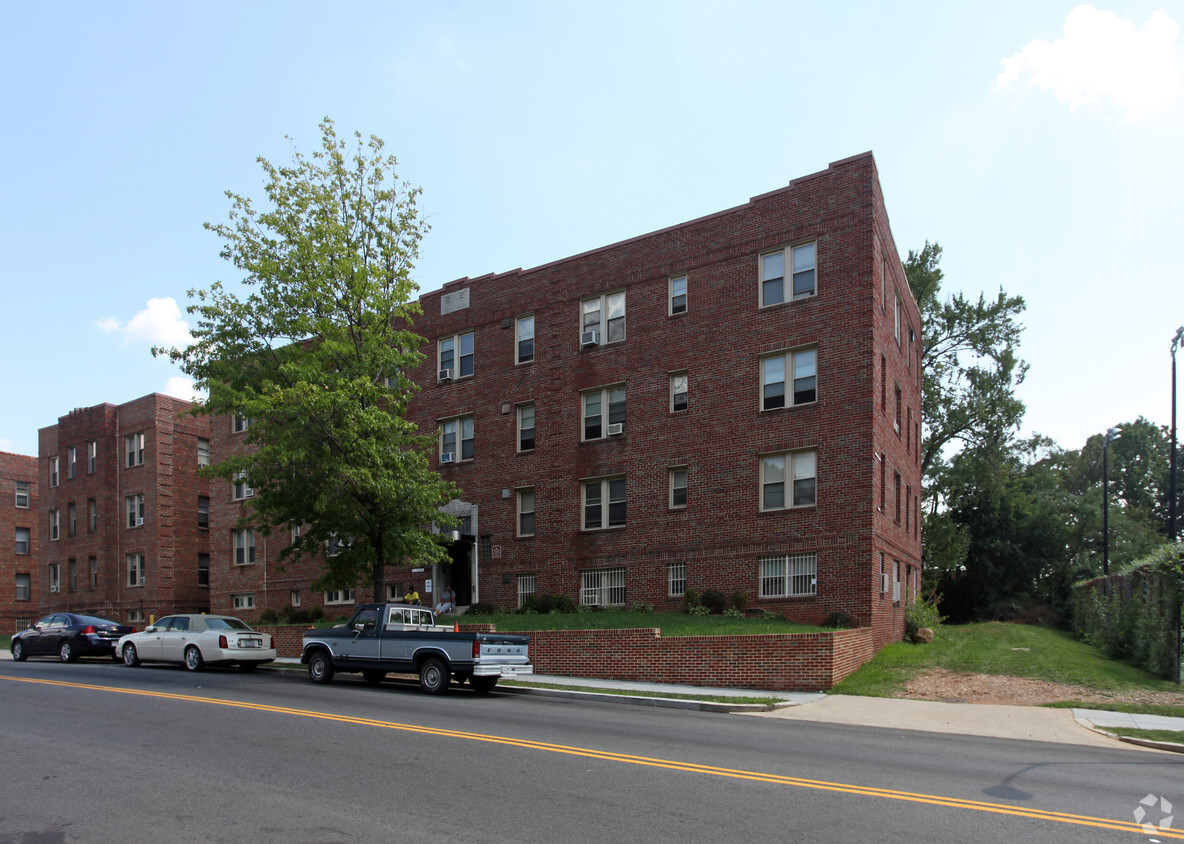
(36, 395, 210, 625)
(209, 152, 923, 647)
(1, 452, 38, 632)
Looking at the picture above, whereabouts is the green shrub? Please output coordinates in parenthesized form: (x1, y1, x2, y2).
(905, 595, 946, 641)
(259, 608, 280, 624)
(823, 611, 853, 629)
(681, 588, 700, 614)
(722, 608, 744, 619)
(633, 601, 654, 614)
(687, 605, 711, 617)
(307, 606, 324, 622)
(700, 589, 727, 614)
(730, 591, 749, 613)
(468, 601, 498, 615)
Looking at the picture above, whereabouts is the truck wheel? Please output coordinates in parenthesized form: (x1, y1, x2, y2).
(308, 650, 335, 684)
(362, 670, 386, 685)
(419, 657, 449, 695)
(471, 676, 498, 694)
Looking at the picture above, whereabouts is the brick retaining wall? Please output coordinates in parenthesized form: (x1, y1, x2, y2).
(267, 623, 876, 691)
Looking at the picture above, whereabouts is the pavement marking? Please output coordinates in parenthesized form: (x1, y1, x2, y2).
(6, 674, 1181, 839)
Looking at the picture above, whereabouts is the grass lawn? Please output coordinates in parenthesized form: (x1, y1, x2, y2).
(1106, 727, 1184, 744)
(832, 622, 1184, 705)
(459, 609, 821, 636)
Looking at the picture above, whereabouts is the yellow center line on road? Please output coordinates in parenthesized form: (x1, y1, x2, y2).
(5, 674, 1179, 839)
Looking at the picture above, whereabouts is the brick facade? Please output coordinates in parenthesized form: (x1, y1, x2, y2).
(1, 452, 38, 632)
(36, 395, 210, 625)
(210, 152, 922, 651)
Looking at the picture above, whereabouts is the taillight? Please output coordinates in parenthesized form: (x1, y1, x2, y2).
(81, 625, 96, 635)
(219, 635, 228, 648)
(472, 639, 481, 659)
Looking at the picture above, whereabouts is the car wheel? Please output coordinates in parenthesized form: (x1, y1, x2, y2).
(11, 640, 26, 662)
(307, 650, 334, 684)
(184, 645, 205, 672)
(59, 640, 78, 663)
(362, 670, 386, 685)
(239, 662, 260, 672)
(419, 657, 449, 695)
(471, 676, 499, 694)
(122, 643, 140, 667)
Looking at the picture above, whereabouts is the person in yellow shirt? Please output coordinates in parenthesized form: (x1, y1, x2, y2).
(402, 584, 421, 605)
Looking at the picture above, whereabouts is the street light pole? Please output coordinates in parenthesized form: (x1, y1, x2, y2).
(1104, 427, 1119, 576)
(1171, 327, 1183, 543)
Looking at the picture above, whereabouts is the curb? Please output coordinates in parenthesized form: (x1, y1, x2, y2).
(498, 684, 801, 712)
(1080, 723, 1184, 754)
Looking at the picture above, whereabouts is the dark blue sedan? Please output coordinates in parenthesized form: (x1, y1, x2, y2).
(11, 613, 135, 663)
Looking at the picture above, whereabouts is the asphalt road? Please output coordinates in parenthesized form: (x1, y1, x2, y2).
(2, 658, 1182, 843)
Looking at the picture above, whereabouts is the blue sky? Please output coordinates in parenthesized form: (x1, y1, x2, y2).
(2, 2, 1182, 458)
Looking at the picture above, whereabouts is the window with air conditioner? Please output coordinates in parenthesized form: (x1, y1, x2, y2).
(582, 385, 625, 441)
(440, 416, 474, 462)
(581, 291, 625, 345)
(439, 332, 474, 379)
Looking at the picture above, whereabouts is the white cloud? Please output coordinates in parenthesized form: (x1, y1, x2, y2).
(162, 376, 204, 403)
(98, 297, 193, 348)
(993, 5, 1184, 122)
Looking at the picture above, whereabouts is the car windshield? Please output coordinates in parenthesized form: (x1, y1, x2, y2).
(75, 615, 120, 627)
(204, 617, 250, 630)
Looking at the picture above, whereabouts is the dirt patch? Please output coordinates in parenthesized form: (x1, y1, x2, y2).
(903, 668, 1184, 707)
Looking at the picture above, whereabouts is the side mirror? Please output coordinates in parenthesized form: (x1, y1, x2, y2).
(144, 625, 158, 633)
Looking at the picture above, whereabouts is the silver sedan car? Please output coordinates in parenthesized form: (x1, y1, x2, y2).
(117, 614, 276, 672)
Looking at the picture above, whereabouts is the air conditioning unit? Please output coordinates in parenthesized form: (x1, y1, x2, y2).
(440, 452, 455, 464)
(438, 368, 454, 382)
(580, 329, 599, 347)
(607, 423, 624, 436)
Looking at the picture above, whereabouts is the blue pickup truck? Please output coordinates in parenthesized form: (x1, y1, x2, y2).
(301, 603, 533, 694)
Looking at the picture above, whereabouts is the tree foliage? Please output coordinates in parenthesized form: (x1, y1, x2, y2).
(157, 118, 459, 601)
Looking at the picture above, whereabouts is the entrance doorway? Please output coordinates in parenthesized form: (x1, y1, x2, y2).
(447, 537, 474, 606)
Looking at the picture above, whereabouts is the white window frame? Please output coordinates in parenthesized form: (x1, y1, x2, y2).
(291, 590, 301, 607)
(517, 403, 535, 452)
(90, 556, 98, 589)
(127, 553, 145, 588)
(198, 496, 210, 529)
(580, 290, 626, 344)
(440, 416, 474, 462)
(580, 567, 626, 606)
(15, 481, 29, 508)
(198, 553, 209, 587)
(67, 446, 76, 479)
(516, 315, 535, 365)
(439, 331, 475, 379)
(761, 347, 817, 411)
(126, 494, 145, 528)
(582, 384, 626, 441)
(760, 450, 817, 511)
(126, 433, 145, 467)
(670, 372, 688, 413)
(15, 527, 30, 555)
(49, 510, 59, 541)
(324, 588, 356, 605)
(759, 241, 817, 307)
(15, 572, 31, 601)
(517, 573, 536, 608)
(49, 563, 60, 593)
(88, 498, 97, 532)
(67, 503, 76, 536)
(667, 562, 686, 597)
(87, 440, 97, 473)
(234, 528, 256, 566)
(582, 477, 626, 530)
(197, 438, 210, 467)
(232, 594, 256, 610)
(233, 472, 254, 500)
(669, 274, 687, 315)
(759, 553, 817, 598)
(894, 290, 901, 346)
(517, 488, 535, 537)
(48, 456, 59, 487)
(670, 467, 688, 509)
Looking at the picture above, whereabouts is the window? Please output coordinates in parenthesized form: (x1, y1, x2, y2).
(761, 347, 817, 410)
(49, 563, 60, 593)
(87, 440, 97, 473)
(668, 562, 686, 597)
(880, 553, 888, 593)
(233, 415, 249, 433)
(291, 524, 302, 542)
(516, 315, 534, 364)
(234, 528, 256, 565)
(893, 559, 901, 602)
(670, 372, 688, 413)
(905, 484, 912, 533)
(879, 453, 886, 512)
(894, 383, 902, 434)
(15, 481, 29, 508)
(15, 527, 30, 555)
(760, 242, 816, 306)
(198, 496, 209, 529)
(517, 573, 536, 608)
(232, 594, 255, 610)
(291, 590, 301, 607)
(197, 554, 209, 587)
(16, 573, 31, 601)
(49, 456, 59, 487)
(327, 534, 345, 557)
(68, 559, 76, 592)
(580, 567, 625, 606)
(669, 275, 687, 315)
(233, 472, 254, 500)
(49, 510, 59, 541)
(126, 494, 145, 528)
(197, 438, 210, 467)
(894, 471, 902, 524)
(126, 433, 145, 467)
(517, 488, 535, 537)
(67, 502, 76, 536)
(759, 553, 817, 597)
(760, 450, 817, 510)
(894, 290, 901, 345)
(67, 447, 76, 479)
(670, 467, 687, 508)
(324, 589, 355, 604)
(440, 416, 474, 462)
(906, 406, 913, 452)
(127, 554, 145, 587)
(439, 331, 474, 379)
(583, 477, 626, 530)
(582, 385, 625, 440)
(89, 556, 98, 589)
(517, 404, 535, 452)
(581, 291, 626, 344)
(88, 499, 97, 532)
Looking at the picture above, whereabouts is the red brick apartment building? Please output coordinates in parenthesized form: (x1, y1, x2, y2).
(209, 152, 923, 647)
(2, 452, 38, 631)
(36, 395, 210, 625)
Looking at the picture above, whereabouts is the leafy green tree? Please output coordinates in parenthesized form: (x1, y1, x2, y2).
(157, 118, 459, 602)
